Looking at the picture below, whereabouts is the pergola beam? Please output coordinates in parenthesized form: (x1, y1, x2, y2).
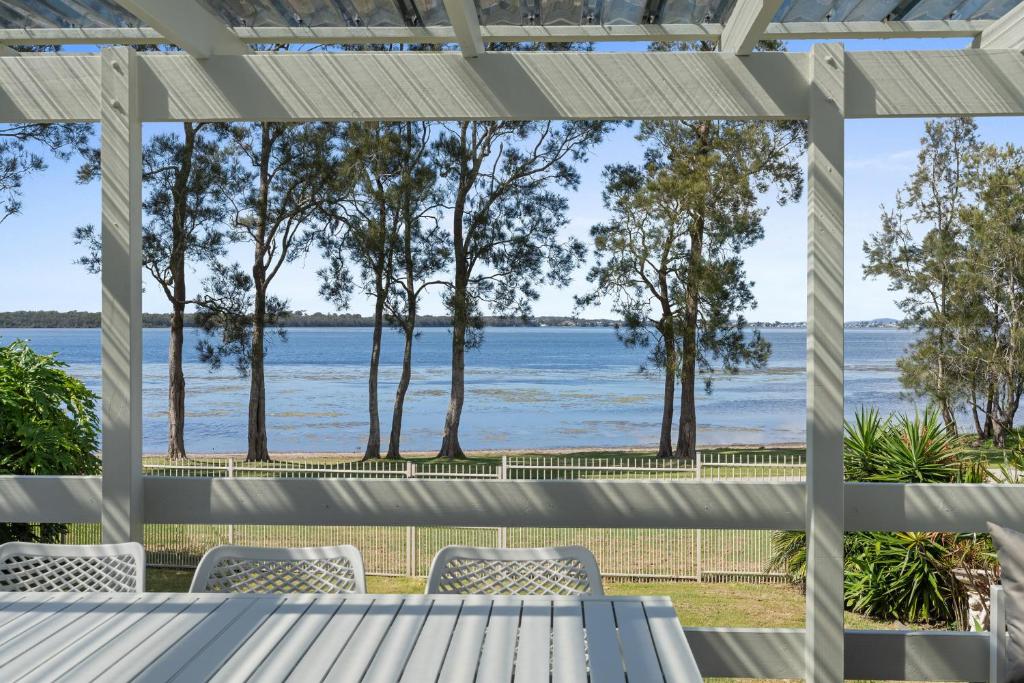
(442, 0, 485, 57)
(109, 0, 248, 57)
(720, 0, 784, 54)
(2, 50, 1024, 123)
(976, 0, 1024, 49)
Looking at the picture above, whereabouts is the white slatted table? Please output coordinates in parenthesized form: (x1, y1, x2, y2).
(0, 593, 701, 682)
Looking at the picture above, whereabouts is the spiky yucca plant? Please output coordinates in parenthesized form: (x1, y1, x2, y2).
(768, 408, 995, 628)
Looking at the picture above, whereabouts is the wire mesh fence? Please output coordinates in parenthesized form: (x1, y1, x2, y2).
(68, 451, 806, 582)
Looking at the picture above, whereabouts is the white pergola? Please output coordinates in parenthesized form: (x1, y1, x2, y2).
(1, 0, 1023, 680)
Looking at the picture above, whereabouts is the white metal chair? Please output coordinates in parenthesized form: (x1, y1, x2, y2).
(0, 542, 144, 593)
(189, 545, 366, 594)
(425, 545, 604, 596)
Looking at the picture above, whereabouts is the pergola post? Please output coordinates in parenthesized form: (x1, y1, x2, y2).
(805, 42, 845, 683)
(100, 46, 144, 544)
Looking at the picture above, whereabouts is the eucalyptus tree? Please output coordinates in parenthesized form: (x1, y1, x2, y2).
(194, 122, 338, 462)
(954, 143, 1024, 445)
(317, 122, 400, 461)
(382, 122, 448, 460)
(74, 122, 231, 459)
(580, 115, 803, 459)
(865, 118, 982, 433)
(432, 119, 607, 459)
(317, 121, 446, 460)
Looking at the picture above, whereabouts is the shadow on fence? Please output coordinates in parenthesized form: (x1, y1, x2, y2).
(68, 451, 805, 582)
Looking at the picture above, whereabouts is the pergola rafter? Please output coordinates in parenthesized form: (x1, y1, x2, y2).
(441, 0, 485, 57)
(720, 0, 785, 53)
(108, 0, 249, 57)
(977, 1, 1024, 49)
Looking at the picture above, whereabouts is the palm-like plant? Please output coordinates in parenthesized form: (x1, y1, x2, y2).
(860, 409, 964, 484)
(769, 408, 993, 628)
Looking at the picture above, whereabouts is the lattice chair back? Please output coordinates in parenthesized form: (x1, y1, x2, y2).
(190, 545, 366, 594)
(0, 542, 145, 593)
(426, 545, 604, 596)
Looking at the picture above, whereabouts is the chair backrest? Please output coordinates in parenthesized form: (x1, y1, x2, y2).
(190, 545, 366, 594)
(0, 542, 144, 593)
(426, 545, 604, 596)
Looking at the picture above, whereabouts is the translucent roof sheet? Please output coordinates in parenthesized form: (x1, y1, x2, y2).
(773, 0, 1022, 21)
(0, 0, 1019, 33)
(0, 0, 142, 28)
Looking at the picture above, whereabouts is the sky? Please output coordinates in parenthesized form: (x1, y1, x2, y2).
(1, 37, 1022, 323)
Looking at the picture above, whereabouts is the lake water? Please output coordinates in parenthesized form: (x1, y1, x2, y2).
(0, 327, 921, 454)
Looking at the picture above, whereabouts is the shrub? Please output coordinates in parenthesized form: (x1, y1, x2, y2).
(0, 340, 100, 542)
(768, 408, 996, 628)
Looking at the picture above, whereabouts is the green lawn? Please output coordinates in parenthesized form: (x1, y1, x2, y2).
(145, 568, 902, 631)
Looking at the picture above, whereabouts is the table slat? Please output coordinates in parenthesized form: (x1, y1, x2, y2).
(361, 596, 433, 683)
(210, 593, 318, 683)
(398, 598, 462, 683)
(0, 593, 88, 648)
(130, 596, 265, 681)
(166, 595, 286, 681)
(436, 595, 492, 683)
(325, 596, 404, 682)
(552, 601, 588, 682)
(584, 600, 627, 683)
(644, 599, 704, 682)
(514, 600, 553, 683)
(615, 600, 665, 682)
(285, 597, 374, 682)
(248, 597, 345, 683)
(476, 597, 523, 683)
(0, 593, 114, 670)
(42, 594, 195, 682)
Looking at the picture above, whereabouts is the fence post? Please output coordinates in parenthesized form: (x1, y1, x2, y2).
(406, 461, 416, 576)
(226, 458, 234, 545)
(498, 456, 508, 549)
(695, 451, 703, 582)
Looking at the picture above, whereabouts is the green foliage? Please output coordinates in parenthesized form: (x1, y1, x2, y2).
(0, 340, 100, 543)
(845, 408, 965, 483)
(844, 531, 964, 624)
(769, 408, 995, 628)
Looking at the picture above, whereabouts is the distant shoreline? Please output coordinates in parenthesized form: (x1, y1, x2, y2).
(1, 310, 903, 330)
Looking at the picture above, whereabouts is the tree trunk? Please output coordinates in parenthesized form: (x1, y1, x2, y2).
(676, 345, 698, 460)
(439, 301, 467, 460)
(440, 185, 469, 461)
(167, 301, 187, 459)
(658, 339, 676, 459)
(165, 121, 196, 460)
(364, 291, 385, 460)
(971, 400, 985, 442)
(247, 270, 270, 462)
(676, 214, 703, 461)
(386, 322, 414, 460)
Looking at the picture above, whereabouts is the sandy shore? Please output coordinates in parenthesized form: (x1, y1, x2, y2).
(142, 442, 807, 460)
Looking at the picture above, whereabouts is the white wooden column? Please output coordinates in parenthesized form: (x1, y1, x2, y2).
(805, 41, 845, 683)
(100, 46, 144, 543)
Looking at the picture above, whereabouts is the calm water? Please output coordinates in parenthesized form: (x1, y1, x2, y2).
(0, 327, 920, 454)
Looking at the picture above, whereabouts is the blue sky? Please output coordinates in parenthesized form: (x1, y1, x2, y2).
(1, 37, 1022, 322)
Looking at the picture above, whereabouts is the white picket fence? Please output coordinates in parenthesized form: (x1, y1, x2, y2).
(69, 452, 806, 582)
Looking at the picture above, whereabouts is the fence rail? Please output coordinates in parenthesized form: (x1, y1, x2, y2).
(68, 451, 806, 582)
